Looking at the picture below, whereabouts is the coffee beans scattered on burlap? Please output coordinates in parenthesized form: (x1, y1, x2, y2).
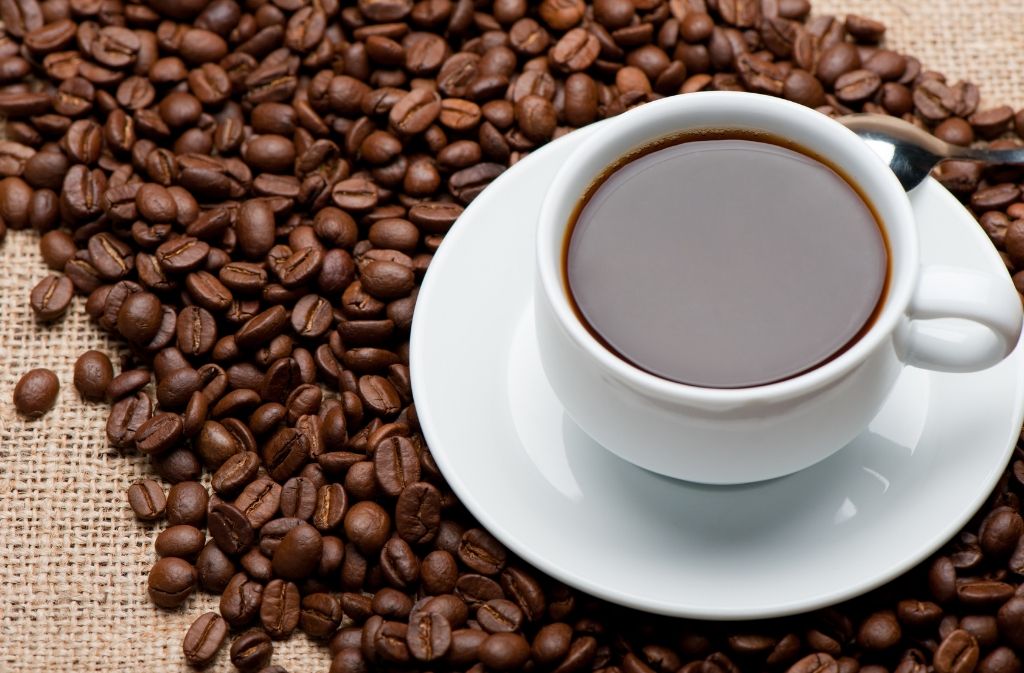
(5, 0, 1024, 669)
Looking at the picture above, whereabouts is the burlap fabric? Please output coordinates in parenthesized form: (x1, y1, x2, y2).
(1, 1, 1022, 671)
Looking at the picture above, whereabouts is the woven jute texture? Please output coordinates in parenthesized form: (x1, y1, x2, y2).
(1, 1, 1023, 671)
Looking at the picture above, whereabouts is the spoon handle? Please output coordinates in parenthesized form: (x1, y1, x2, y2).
(948, 146, 1024, 166)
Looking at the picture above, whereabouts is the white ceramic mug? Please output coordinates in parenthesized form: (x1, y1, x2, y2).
(534, 91, 1024, 485)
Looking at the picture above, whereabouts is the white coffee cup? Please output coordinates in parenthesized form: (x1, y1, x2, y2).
(534, 91, 1023, 485)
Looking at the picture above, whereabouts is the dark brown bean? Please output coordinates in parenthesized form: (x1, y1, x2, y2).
(235, 476, 282, 529)
(183, 612, 228, 667)
(212, 451, 260, 496)
(260, 579, 301, 640)
(345, 501, 391, 555)
(134, 412, 183, 456)
(162, 482, 205, 529)
(230, 629, 273, 671)
(127, 479, 166, 521)
(147, 556, 196, 608)
(209, 501, 254, 555)
(14, 368, 59, 418)
(858, 611, 901, 650)
(29, 274, 73, 320)
(155, 524, 206, 560)
(935, 630, 980, 673)
(220, 572, 264, 628)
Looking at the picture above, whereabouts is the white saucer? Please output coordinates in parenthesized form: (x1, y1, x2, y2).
(410, 123, 1024, 619)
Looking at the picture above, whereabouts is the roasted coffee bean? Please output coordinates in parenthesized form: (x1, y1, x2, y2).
(127, 478, 167, 521)
(263, 426, 310, 482)
(458, 527, 507, 576)
(374, 436, 420, 496)
(358, 375, 402, 418)
(261, 579, 301, 639)
(448, 163, 504, 203)
(230, 629, 273, 672)
(180, 390, 208, 437)
(977, 647, 1020, 673)
(235, 477, 282, 529)
(219, 262, 267, 295)
(13, 368, 59, 418)
(533, 622, 573, 665)
(373, 589, 414, 621)
(39, 230, 78, 270)
(453, 573, 503, 609)
(550, 28, 600, 72)
(404, 609, 450, 662)
(407, 202, 461, 235)
(996, 597, 1024, 649)
(959, 581, 1015, 608)
(29, 274, 73, 320)
(970, 106, 1014, 139)
(279, 476, 317, 521)
(182, 612, 228, 667)
(332, 178, 379, 211)
(289, 294, 332, 338)
(236, 305, 288, 349)
(196, 540, 236, 593)
(313, 483, 347, 532)
(149, 446, 201, 485)
(301, 593, 342, 639)
(147, 556, 197, 608)
(390, 88, 441, 136)
(858, 611, 902, 650)
(220, 571, 264, 629)
(134, 412, 183, 456)
(447, 627, 488, 667)
(834, 69, 881, 102)
(318, 535, 345, 579)
(115, 291, 162, 344)
(157, 236, 209, 274)
(480, 632, 531, 671)
(176, 305, 217, 357)
(166, 481, 208, 527)
(156, 367, 201, 411)
(897, 599, 943, 629)
(477, 599, 523, 633)
(379, 536, 418, 588)
(211, 451, 259, 496)
(935, 117, 975, 147)
(394, 481, 441, 545)
(979, 508, 1024, 558)
(155, 524, 206, 560)
(484, 571, 535, 623)
(209, 501, 254, 555)
(934, 630, 980, 673)
(419, 551, 458, 596)
(345, 501, 391, 555)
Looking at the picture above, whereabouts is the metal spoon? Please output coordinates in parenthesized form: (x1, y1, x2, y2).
(840, 113, 1024, 192)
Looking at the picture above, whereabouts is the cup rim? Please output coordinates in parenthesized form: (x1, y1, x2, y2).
(536, 91, 918, 404)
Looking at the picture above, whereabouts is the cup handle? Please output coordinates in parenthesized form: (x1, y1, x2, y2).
(896, 265, 1023, 372)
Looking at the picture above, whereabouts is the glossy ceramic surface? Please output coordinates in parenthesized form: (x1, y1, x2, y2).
(410, 124, 1024, 619)
(534, 94, 1022, 484)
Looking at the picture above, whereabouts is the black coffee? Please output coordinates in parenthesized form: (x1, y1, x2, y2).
(565, 131, 889, 389)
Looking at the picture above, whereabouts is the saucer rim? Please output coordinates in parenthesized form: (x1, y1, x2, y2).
(410, 124, 1024, 619)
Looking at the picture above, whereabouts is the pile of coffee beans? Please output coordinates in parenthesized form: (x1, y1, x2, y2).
(5, 0, 1024, 670)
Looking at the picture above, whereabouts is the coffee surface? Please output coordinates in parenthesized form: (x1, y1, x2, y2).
(566, 136, 888, 388)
